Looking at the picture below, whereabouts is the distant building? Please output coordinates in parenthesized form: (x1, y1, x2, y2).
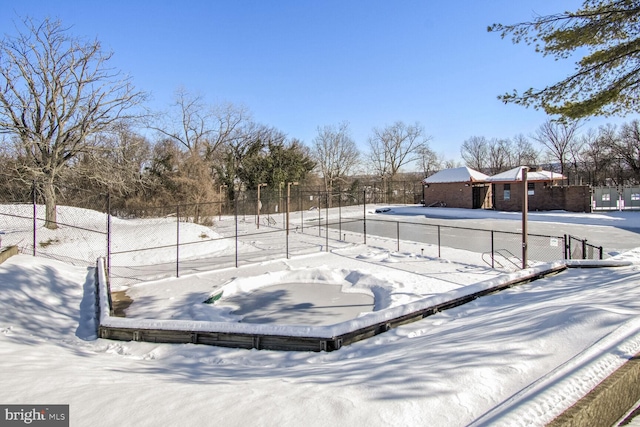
(422, 167, 491, 209)
(422, 166, 592, 212)
(486, 166, 591, 212)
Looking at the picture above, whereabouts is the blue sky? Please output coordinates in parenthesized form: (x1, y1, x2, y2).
(2, 1, 637, 161)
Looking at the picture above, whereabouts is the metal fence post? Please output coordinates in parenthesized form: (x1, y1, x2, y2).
(363, 189, 367, 245)
(318, 191, 321, 237)
(107, 193, 111, 279)
(338, 191, 342, 240)
(437, 224, 441, 258)
(300, 191, 304, 233)
(235, 198, 239, 267)
(582, 239, 587, 260)
(176, 204, 180, 278)
(396, 221, 400, 252)
(32, 181, 37, 256)
(325, 192, 329, 252)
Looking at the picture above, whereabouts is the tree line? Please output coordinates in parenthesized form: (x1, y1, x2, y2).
(0, 17, 437, 227)
(3, 1, 640, 229)
(459, 119, 640, 186)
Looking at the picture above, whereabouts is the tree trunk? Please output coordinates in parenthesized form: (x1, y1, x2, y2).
(43, 180, 58, 230)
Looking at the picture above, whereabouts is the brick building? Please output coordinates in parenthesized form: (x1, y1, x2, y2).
(486, 166, 591, 213)
(422, 167, 492, 209)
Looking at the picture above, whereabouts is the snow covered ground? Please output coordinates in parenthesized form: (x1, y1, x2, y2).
(1, 205, 640, 426)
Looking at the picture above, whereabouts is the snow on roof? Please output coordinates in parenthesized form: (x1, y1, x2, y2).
(423, 167, 489, 184)
(486, 166, 566, 182)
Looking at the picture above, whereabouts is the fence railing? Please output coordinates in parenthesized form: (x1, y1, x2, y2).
(0, 192, 604, 287)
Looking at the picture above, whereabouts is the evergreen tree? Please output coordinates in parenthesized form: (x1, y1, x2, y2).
(490, 1, 640, 119)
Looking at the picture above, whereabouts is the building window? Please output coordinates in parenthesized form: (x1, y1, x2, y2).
(504, 183, 511, 201)
(528, 182, 535, 196)
(632, 193, 640, 201)
(602, 194, 611, 201)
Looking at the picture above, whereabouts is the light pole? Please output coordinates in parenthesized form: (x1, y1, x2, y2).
(522, 167, 529, 269)
(256, 183, 267, 229)
(287, 181, 299, 235)
(285, 181, 299, 259)
(279, 182, 284, 228)
(218, 184, 227, 221)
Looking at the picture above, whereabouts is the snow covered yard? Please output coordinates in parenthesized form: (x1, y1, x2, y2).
(1, 206, 640, 426)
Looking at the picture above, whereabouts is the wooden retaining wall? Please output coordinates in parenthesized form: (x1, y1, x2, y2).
(95, 258, 567, 352)
(93, 258, 640, 423)
(0, 246, 19, 265)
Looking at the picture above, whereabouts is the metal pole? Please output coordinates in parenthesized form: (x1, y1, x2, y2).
(280, 183, 285, 229)
(257, 183, 266, 229)
(285, 186, 289, 258)
(32, 182, 37, 256)
(176, 204, 180, 278)
(107, 193, 111, 278)
(522, 167, 529, 269)
(235, 198, 238, 267)
(338, 192, 342, 240)
(286, 182, 298, 236)
(325, 192, 329, 252)
(363, 189, 367, 244)
(318, 191, 321, 237)
(300, 191, 304, 233)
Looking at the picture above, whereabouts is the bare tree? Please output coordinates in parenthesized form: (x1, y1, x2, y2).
(417, 145, 443, 177)
(312, 122, 360, 198)
(511, 134, 539, 167)
(367, 121, 430, 178)
(460, 136, 488, 172)
(566, 133, 586, 184)
(0, 17, 146, 228)
(68, 123, 151, 198)
(581, 127, 613, 186)
(486, 138, 512, 174)
(150, 88, 247, 159)
(614, 120, 640, 183)
(532, 120, 581, 175)
(146, 89, 249, 209)
(444, 158, 461, 169)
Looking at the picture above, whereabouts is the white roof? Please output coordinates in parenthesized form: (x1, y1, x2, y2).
(486, 166, 566, 182)
(423, 167, 489, 184)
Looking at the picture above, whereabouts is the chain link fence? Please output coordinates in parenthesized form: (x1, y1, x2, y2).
(0, 181, 108, 267)
(1, 182, 603, 287)
(330, 218, 571, 268)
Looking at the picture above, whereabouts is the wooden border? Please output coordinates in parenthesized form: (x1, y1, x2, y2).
(95, 258, 567, 352)
(0, 246, 19, 265)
